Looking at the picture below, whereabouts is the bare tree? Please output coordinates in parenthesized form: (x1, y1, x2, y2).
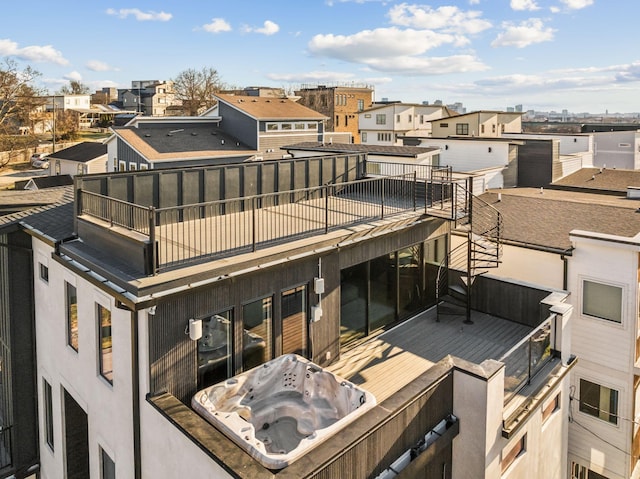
(58, 80, 90, 95)
(0, 59, 43, 168)
(172, 67, 224, 116)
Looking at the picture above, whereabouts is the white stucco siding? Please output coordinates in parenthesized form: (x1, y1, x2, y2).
(415, 139, 510, 174)
(568, 237, 637, 374)
(33, 238, 135, 479)
(450, 236, 565, 291)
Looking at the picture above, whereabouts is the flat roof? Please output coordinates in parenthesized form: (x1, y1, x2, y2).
(284, 142, 439, 157)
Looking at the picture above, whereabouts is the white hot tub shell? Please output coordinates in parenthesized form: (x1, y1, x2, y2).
(192, 354, 376, 469)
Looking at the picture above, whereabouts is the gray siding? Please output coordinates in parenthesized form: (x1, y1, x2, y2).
(218, 103, 259, 149)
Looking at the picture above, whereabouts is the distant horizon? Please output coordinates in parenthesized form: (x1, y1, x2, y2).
(4, 1, 640, 114)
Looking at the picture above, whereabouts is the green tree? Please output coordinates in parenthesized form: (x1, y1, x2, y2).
(172, 67, 224, 116)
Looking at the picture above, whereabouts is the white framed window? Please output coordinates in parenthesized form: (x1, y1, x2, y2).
(376, 114, 386, 125)
(97, 303, 113, 384)
(361, 132, 367, 143)
(579, 378, 618, 425)
(43, 379, 54, 451)
(118, 161, 126, 172)
(39, 262, 49, 283)
(101, 447, 116, 479)
(129, 162, 137, 171)
(582, 279, 623, 323)
(139, 163, 149, 170)
(571, 462, 610, 479)
(266, 123, 278, 131)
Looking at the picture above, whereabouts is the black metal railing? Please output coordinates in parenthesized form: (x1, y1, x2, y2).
(500, 317, 554, 404)
(79, 171, 442, 272)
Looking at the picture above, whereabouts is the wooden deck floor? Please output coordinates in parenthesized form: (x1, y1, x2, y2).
(328, 307, 532, 402)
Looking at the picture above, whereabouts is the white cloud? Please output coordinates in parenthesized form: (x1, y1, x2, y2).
(64, 71, 83, 82)
(0, 39, 69, 65)
(310, 27, 460, 60)
(469, 0, 480, 4)
(559, 0, 594, 9)
(550, 6, 560, 12)
(491, 19, 555, 48)
(308, 27, 488, 75)
(267, 70, 359, 82)
(86, 60, 117, 72)
(106, 8, 172, 21)
(201, 18, 232, 33)
(243, 20, 280, 36)
(388, 4, 492, 35)
(510, 0, 540, 11)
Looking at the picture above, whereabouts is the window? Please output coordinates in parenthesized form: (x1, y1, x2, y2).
(542, 393, 560, 423)
(419, 115, 424, 124)
(281, 123, 292, 130)
(396, 114, 400, 123)
(139, 163, 148, 170)
(364, 113, 371, 118)
(361, 132, 367, 143)
(43, 379, 54, 450)
(408, 114, 412, 122)
(335, 115, 339, 127)
(101, 448, 115, 479)
(571, 462, 611, 479)
(579, 379, 618, 424)
(345, 115, 348, 126)
(582, 280, 622, 323)
(281, 285, 308, 356)
(77, 164, 84, 175)
(98, 304, 113, 383)
(456, 123, 469, 135)
(481, 124, 485, 134)
(118, 161, 126, 172)
(439, 122, 449, 127)
(492, 124, 496, 133)
(113, 158, 118, 170)
(266, 123, 278, 131)
(198, 310, 233, 388)
(39, 263, 49, 282)
(294, 123, 305, 130)
(377, 133, 391, 142)
(501, 434, 526, 473)
(307, 123, 317, 130)
(66, 282, 78, 351)
(243, 296, 273, 370)
(376, 114, 386, 125)
(357, 99, 364, 112)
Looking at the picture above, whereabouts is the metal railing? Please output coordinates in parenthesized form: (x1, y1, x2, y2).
(365, 162, 452, 182)
(80, 190, 151, 235)
(500, 317, 554, 404)
(79, 172, 431, 272)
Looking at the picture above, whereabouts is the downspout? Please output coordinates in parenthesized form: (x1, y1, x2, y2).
(561, 247, 573, 291)
(130, 310, 142, 479)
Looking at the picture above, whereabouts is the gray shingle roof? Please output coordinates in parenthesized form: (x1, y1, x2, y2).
(553, 167, 640, 193)
(47, 142, 107, 163)
(283, 142, 439, 157)
(479, 188, 640, 251)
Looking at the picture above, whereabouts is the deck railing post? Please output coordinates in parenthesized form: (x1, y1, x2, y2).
(252, 197, 257, 252)
(324, 185, 329, 234)
(148, 206, 157, 274)
(109, 198, 114, 227)
(381, 178, 385, 220)
(413, 171, 417, 211)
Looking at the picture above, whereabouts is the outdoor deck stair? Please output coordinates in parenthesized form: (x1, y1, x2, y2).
(436, 183, 503, 322)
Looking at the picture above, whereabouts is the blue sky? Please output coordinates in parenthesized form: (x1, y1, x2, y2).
(3, 0, 639, 113)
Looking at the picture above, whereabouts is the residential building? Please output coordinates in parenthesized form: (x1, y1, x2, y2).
(43, 142, 108, 177)
(118, 81, 179, 117)
(358, 103, 450, 146)
(430, 111, 523, 138)
(589, 130, 640, 170)
(106, 116, 257, 172)
(295, 84, 374, 144)
(0, 152, 575, 478)
(461, 168, 640, 479)
(212, 93, 345, 160)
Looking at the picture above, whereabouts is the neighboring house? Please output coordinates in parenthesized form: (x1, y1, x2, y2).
(358, 103, 450, 146)
(0, 186, 75, 479)
(295, 84, 374, 144)
(590, 129, 640, 170)
(0, 156, 575, 478)
(430, 111, 523, 138)
(20, 175, 74, 191)
(212, 93, 348, 160)
(106, 116, 257, 171)
(118, 80, 179, 117)
(457, 169, 640, 479)
(44, 142, 108, 177)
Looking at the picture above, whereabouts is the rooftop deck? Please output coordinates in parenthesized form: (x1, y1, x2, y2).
(329, 306, 533, 402)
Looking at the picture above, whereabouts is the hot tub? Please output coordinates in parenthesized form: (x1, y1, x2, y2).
(192, 354, 376, 469)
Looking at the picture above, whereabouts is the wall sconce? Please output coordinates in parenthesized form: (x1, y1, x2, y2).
(187, 318, 202, 341)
